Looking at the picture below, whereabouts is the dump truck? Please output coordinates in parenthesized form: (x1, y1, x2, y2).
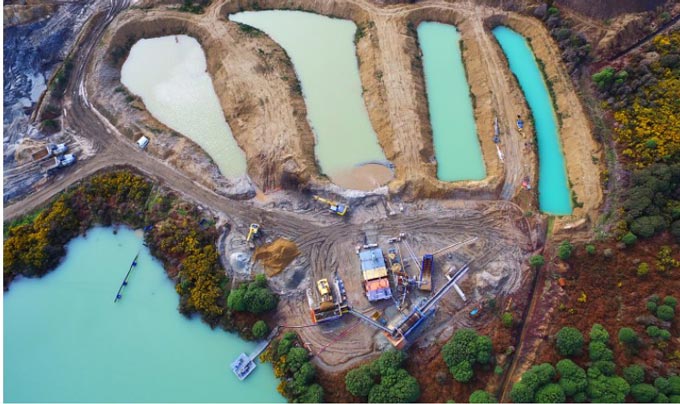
(419, 254, 433, 292)
(41, 153, 76, 173)
(313, 195, 348, 216)
(32, 143, 68, 161)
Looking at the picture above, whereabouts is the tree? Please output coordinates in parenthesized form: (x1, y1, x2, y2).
(296, 362, 316, 385)
(668, 376, 680, 395)
(618, 327, 640, 347)
(346, 365, 374, 397)
(623, 364, 645, 385)
(510, 382, 534, 403)
(298, 383, 324, 403)
(252, 320, 269, 339)
(592, 66, 616, 89)
(535, 383, 566, 403)
(587, 374, 630, 403)
(556, 326, 584, 356)
(589, 324, 610, 343)
(556, 359, 587, 397)
(286, 347, 309, 373)
(631, 383, 659, 402)
(648, 300, 659, 313)
(656, 304, 675, 321)
(469, 390, 497, 403)
(663, 296, 677, 308)
(647, 325, 662, 338)
(558, 240, 574, 260)
(530, 255, 545, 268)
(442, 328, 493, 382)
(589, 341, 613, 361)
(451, 360, 474, 383)
(655, 377, 671, 395)
(373, 349, 406, 375)
(593, 360, 616, 376)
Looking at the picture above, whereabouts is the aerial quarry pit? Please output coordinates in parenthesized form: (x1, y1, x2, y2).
(5, 0, 609, 389)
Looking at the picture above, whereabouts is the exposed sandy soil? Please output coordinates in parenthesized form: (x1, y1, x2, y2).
(254, 238, 300, 277)
(89, 0, 602, 229)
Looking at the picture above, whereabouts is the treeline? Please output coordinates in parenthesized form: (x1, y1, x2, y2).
(3, 169, 278, 337)
(594, 31, 680, 166)
(4, 171, 152, 285)
(619, 163, 680, 242)
(262, 332, 324, 403)
(534, 4, 592, 75)
(344, 349, 420, 403)
(512, 310, 679, 403)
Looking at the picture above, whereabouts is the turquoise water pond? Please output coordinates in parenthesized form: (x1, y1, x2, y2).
(3, 227, 283, 403)
(229, 10, 387, 183)
(418, 22, 486, 181)
(493, 26, 572, 215)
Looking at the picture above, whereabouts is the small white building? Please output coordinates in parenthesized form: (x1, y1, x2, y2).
(136, 136, 149, 149)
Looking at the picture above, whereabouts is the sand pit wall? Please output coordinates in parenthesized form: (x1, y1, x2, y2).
(92, 11, 321, 193)
(484, 14, 603, 222)
(220, 0, 506, 200)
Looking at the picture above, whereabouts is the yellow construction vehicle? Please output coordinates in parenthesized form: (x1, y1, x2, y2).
(246, 223, 260, 249)
(313, 195, 348, 216)
(316, 278, 335, 311)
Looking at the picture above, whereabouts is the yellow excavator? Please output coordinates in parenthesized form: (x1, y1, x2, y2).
(313, 195, 348, 216)
(246, 223, 260, 249)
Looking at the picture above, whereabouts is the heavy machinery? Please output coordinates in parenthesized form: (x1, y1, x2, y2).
(313, 195, 348, 216)
(246, 223, 260, 249)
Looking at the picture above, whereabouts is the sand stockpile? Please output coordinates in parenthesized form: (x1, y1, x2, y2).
(254, 238, 300, 277)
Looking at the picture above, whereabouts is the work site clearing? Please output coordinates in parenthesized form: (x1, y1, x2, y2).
(15, 0, 677, 401)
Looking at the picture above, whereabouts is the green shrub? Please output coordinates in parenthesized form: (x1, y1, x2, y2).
(558, 240, 574, 260)
(469, 390, 497, 403)
(648, 301, 659, 313)
(669, 376, 680, 395)
(622, 231, 638, 246)
(650, 295, 661, 304)
(618, 327, 639, 346)
(535, 383, 565, 403)
(589, 324, 610, 343)
(663, 296, 677, 308)
(593, 360, 616, 376)
(638, 262, 650, 276)
(623, 364, 646, 385)
(631, 383, 659, 403)
(659, 330, 671, 340)
(655, 393, 670, 403)
(556, 326, 584, 356)
(656, 305, 675, 321)
(252, 320, 269, 339)
(502, 312, 513, 328)
(530, 255, 545, 268)
(586, 374, 630, 403)
(647, 325, 662, 338)
(586, 244, 596, 255)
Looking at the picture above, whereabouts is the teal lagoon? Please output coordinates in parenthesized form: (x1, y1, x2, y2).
(229, 10, 387, 184)
(417, 22, 486, 181)
(3, 227, 283, 403)
(492, 26, 572, 215)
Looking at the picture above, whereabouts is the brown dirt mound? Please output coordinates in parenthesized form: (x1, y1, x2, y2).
(254, 238, 300, 277)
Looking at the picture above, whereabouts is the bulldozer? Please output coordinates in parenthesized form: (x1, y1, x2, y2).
(313, 195, 348, 216)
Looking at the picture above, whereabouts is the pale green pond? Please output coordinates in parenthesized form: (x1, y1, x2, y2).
(229, 10, 390, 188)
(418, 22, 486, 181)
(3, 227, 283, 403)
(121, 35, 247, 178)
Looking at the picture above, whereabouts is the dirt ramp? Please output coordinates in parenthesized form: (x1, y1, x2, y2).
(254, 238, 300, 277)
